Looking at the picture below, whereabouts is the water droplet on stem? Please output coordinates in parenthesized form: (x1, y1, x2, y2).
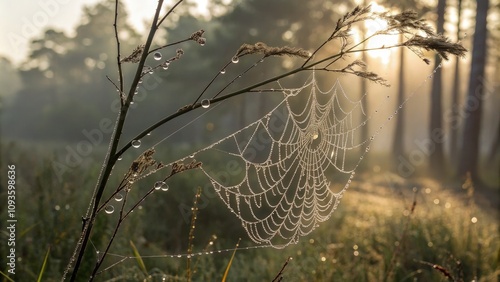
(231, 56, 239, 63)
(201, 99, 210, 108)
(105, 205, 115, 214)
(154, 181, 165, 190)
(114, 193, 123, 202)
(154, 52, 162, 60)
(131, 140, 141, 148)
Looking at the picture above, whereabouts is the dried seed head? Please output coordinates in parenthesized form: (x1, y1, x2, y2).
(190, 29, 205, 41)
(236, 42, 310, 59)
(121, 44, 145, 63)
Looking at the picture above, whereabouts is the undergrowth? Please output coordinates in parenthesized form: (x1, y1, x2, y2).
(1, 142, 498, 281)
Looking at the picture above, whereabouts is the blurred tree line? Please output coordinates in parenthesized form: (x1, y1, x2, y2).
(1, 0, 498, 182)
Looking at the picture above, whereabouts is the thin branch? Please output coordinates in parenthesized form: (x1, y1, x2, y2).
(114, 0, 124, 107)
(106, 75, 124, 102)
(156, 0, 184, 28)
(212, 55, 266, 99)
(190, 61, 233, 106)
(91, 188, 129, 277)
(148, 37, 192, 54)
(66, 1, 167, 280)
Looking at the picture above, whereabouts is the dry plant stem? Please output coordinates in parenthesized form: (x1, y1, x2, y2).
(156, 0, 183, 29)
(271, 256, 293, 282)
(211, 55, 266, 99)
(186, 188, 201, 282)
(384, 191, 418, 282)
(65, 1, 167, 280)
(91, 188, 129, 278)
(113, 0, 124, 106)
(115, 40, 392, 157)
(148, 38, 192, 54)
(191, 61, 233, 106)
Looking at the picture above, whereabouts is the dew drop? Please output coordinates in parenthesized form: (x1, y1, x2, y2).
(148, 68, 154, 74)
(131, 140, 141, 148)
(365, 146, 370, 152)
(105, 205, 114, 214)
(114, 193, 123, 202)
(220, 69, 226, 74)
(154, 52, 162, 60)
(201, 99, 210, 108)
(117, 156, 123, 161)
(231, 56, 239, 63)
(162, 65, 169, 70)
(154, 181, 165, 190)
(312, 131, 319, 140)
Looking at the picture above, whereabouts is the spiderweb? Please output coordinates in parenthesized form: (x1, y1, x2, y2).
(97, 65, 440, 273)
(189, 71, 368, 247)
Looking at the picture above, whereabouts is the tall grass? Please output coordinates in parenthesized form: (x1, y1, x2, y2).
(1, 142, 498, 281)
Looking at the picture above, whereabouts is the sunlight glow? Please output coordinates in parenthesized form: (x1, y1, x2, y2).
(362, 2, 399, 64)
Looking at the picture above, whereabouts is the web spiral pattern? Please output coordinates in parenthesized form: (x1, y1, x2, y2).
(197, 73, 365, 247)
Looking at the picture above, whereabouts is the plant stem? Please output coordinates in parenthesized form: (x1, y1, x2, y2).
(65, 1, 166, 280)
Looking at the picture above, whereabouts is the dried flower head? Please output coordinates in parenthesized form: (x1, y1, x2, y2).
(236, 42, 310, 59)
(124, 148, 164, 183)
(190, 29, 205, 41)
(340, 60, 390, 86)
(121, 44, 145, 63)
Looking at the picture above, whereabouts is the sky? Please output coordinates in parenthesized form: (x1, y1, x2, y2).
(0, 0, 209, 66)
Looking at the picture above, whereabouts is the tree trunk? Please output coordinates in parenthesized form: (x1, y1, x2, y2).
(458, 0, 489, 180)
(449, 0, 463, 168)
(393, 33, 405, 158)
(428, 0, 446, 176)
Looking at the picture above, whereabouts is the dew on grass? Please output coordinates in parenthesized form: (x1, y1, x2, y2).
(161, 185, 169, 192)
(153, 52, 162, 60)
(220, 69, 226, 74)
(231, 56, 239, 63)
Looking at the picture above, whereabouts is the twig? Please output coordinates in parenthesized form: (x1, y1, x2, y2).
(65, 1, 167, 280)
(106, 75, 124, 101)
(384, 189, 418, 281)
(148, 38, 192, 54)
(272, 256, 293, 282)
(113, 0, 124, 107)
(156, 0, 184, 28)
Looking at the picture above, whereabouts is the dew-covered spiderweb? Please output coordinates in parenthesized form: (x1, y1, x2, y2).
(189, 71, 368, 247)
(97, 65, 440, 272)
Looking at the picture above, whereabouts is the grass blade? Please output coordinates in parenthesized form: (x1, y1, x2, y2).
(0, 270, 15, 282)
(130, 240, 148, 276)
(37, 246, 51, 282)
(222, 238, 240, 282)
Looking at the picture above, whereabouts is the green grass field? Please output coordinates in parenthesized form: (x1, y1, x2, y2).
(1, 141, 498, 281)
